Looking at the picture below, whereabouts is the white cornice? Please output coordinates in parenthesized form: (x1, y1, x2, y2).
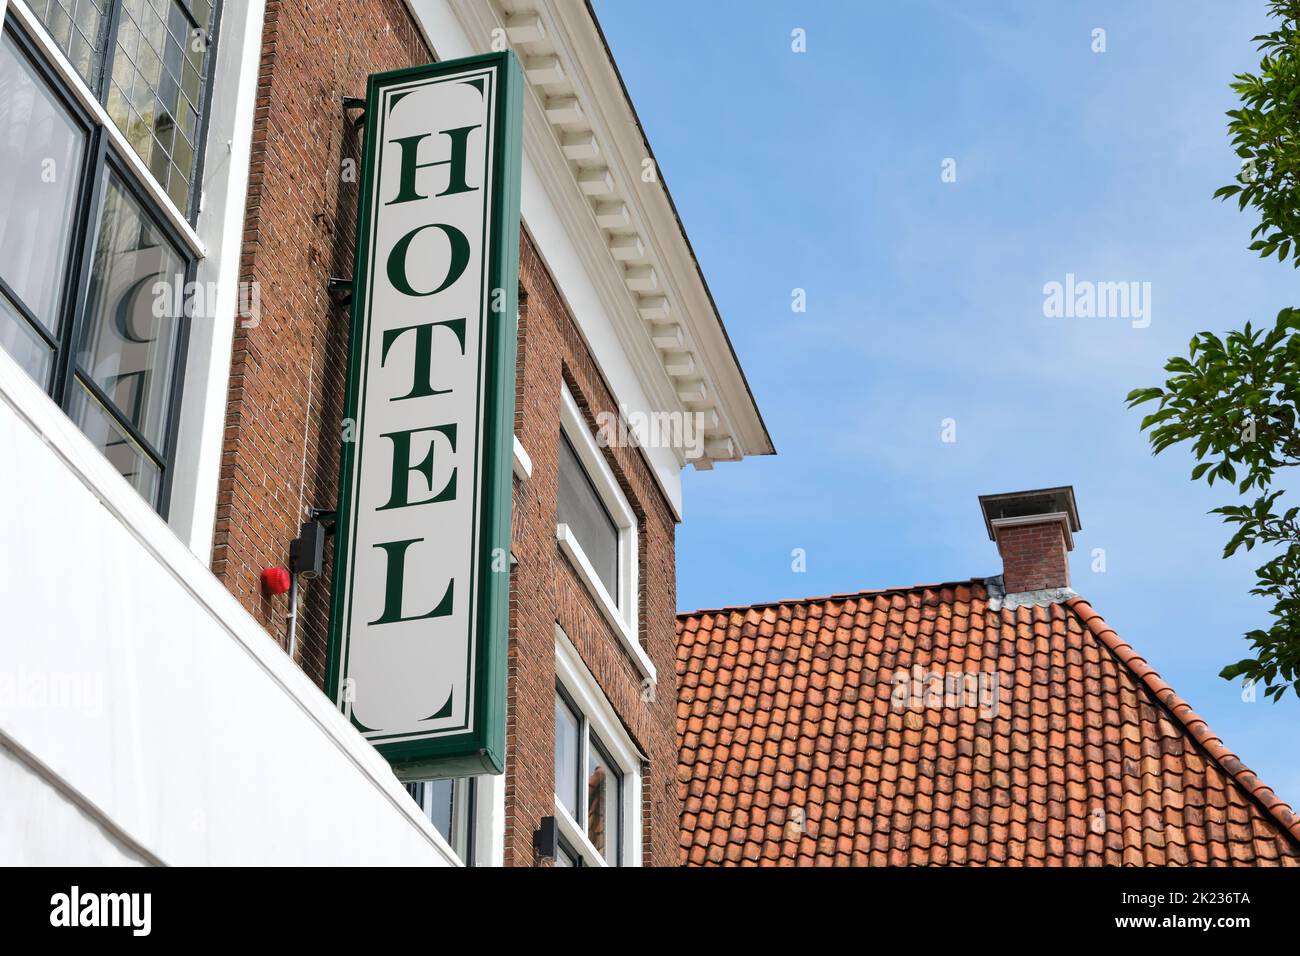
(439, 0, 773, 470)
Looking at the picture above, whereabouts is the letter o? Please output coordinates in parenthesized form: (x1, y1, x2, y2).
(386, 222, 470, 297)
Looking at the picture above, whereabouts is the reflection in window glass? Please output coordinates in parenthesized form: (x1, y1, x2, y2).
(556, 433, 619, 602)
(587, 735, 621, 865)
(28, 0, 111, 88)
(0, 292, 53, 385)
(68, 379, 160, 504)
(554, 843, 579, 867)
(406, 779, 452, 841)
(76, 168, 184, 448)
(405, 778, 473, 863)
(554, 692, 581, 818)
(428, 779, 455, 839)
(0, 31, 87, 333)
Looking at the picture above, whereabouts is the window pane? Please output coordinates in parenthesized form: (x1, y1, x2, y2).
(406, 778, 472, 862)
(554, 843, 579, 867)
(587, 735, 621, 864)
(405, 780, 425, 808)
(425, 778, 455, 842)
(75, 168, 184, 448)
(0, 31, 87, 333)
(68, 378, 161, 505)
(0, 291, 53, 385)
(28, 0, 111, 88)
(554, 692, 581, 818)
(556, 434, 619, 602)
(105, 0, 211, 215)
(406, 778, 454, 837)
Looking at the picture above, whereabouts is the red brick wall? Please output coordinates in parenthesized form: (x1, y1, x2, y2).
(508, 235, 680, 867)
(213, 0, 428, 684)
(997, 521, 1071, 592)
(213, 0, 681, 867)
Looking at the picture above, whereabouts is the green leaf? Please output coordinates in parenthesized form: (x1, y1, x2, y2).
(1134, 0, 1300, 705)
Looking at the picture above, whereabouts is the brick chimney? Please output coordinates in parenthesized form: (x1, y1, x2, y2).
(978, 487, 1081, 594)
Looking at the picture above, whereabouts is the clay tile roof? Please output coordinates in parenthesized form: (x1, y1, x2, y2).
(676, 580, 1300, 866)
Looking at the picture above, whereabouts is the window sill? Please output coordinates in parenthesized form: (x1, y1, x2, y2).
(512, 434, 532, 481)
(555, 522, 656, 683)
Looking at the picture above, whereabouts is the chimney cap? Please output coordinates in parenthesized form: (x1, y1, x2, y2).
(978, 486, 1081, 541)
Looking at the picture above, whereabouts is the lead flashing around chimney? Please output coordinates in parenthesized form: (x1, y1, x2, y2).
(989, 512, 1076, 551)
(984, 575, 1077, 612)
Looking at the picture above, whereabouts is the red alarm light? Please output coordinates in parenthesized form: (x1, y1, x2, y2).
(261, 566, 292, 595)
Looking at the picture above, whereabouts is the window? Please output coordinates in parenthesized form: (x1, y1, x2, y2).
(557, 432, 618, 599)
(0, 3, 220, 512)
(586, 734, 620, 865)
(405, 777, 475, 864)
(554, 691, 581, 818)
(555, 384, 653, 681)
(0, 30, 86, 386)
(553, 625, 642, 867)
(554, 686, 623, 866)
(28, 0, 217, 215)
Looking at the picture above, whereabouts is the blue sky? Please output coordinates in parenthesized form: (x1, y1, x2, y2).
(594, 1, 1300, 803)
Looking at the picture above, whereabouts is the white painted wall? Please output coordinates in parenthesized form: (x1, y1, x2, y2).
(0, 742, 148, 866)
(0, 350, 458, 866)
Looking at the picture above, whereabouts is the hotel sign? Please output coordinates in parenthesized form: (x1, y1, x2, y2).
(326, 53, 523, 778)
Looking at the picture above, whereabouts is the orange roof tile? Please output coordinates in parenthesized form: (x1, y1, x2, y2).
(676, 580, 1300, 866)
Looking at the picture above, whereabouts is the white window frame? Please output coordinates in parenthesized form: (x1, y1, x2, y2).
(556, 383, 654, 681)
(471, 768, 506, 867)
(553, 624, 643, 867)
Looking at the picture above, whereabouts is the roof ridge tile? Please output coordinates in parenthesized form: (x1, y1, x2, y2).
(676, 579, 989, 621)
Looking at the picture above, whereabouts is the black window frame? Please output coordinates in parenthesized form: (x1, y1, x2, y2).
(1, 1, 223, 516)
(555, 838, 584, 867)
